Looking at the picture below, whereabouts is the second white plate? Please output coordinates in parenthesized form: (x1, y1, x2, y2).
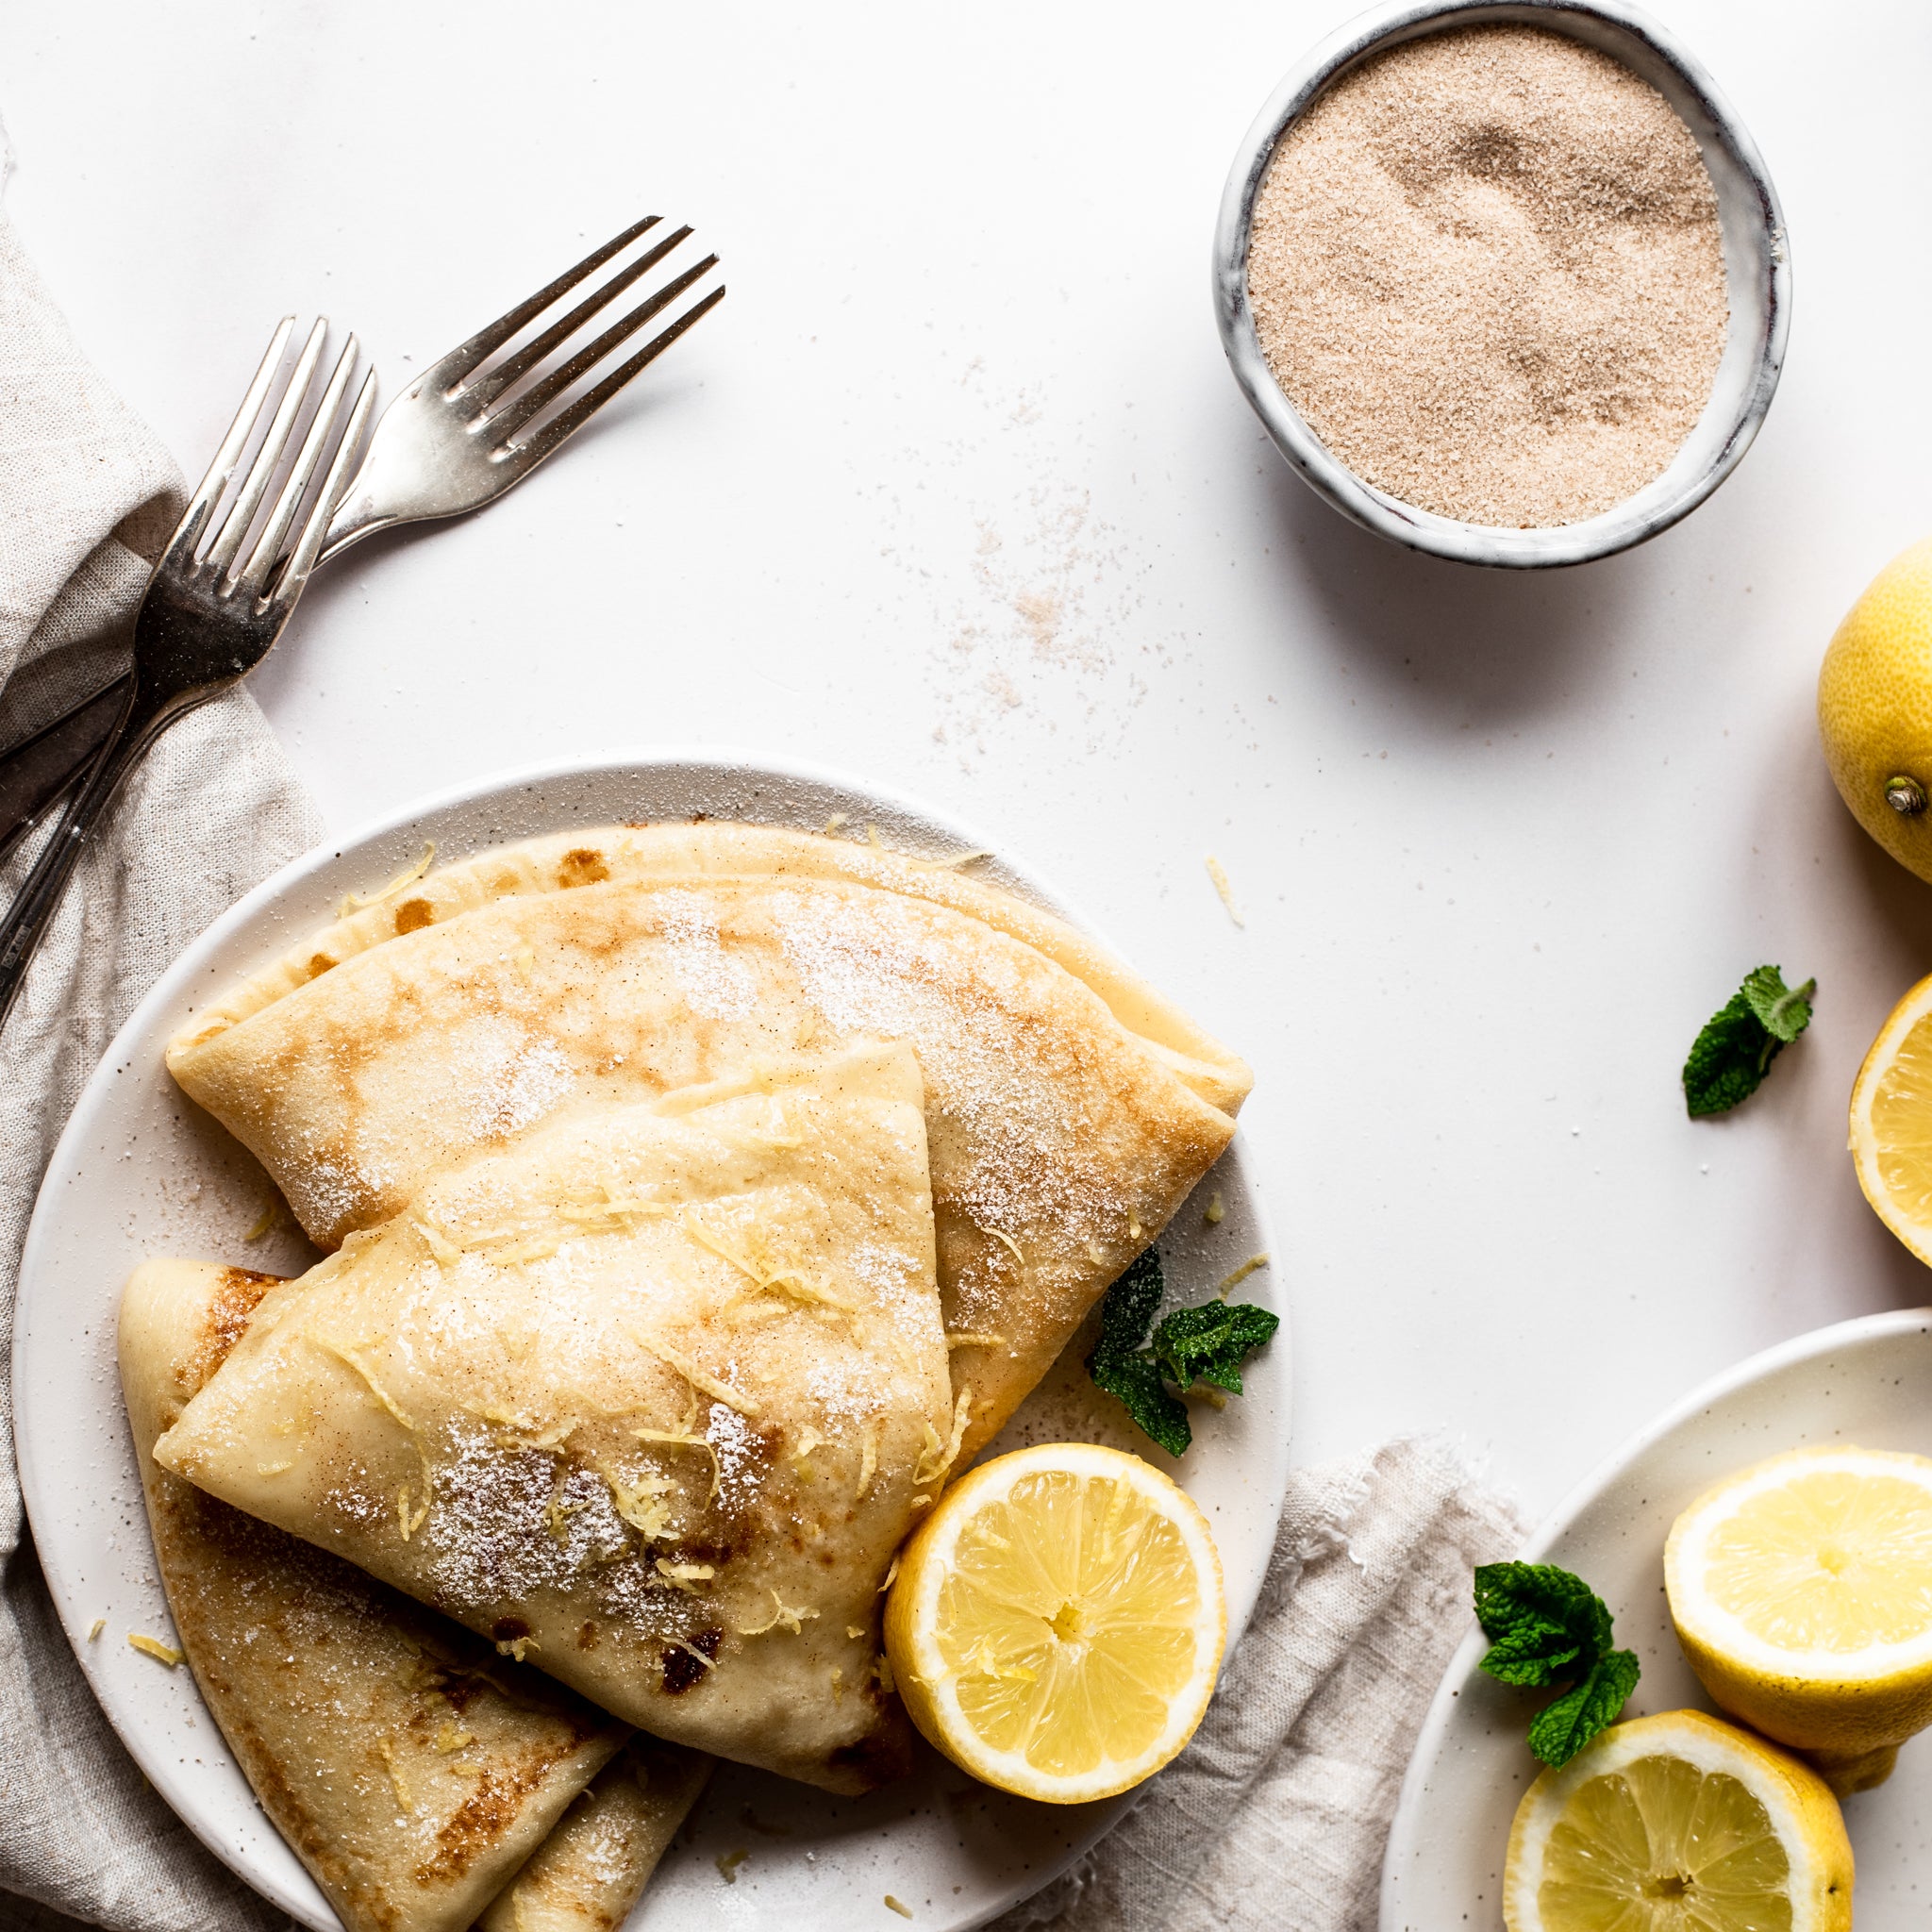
(1382, 1306, 1932, 1932)
(15, 749, 1289, 1932)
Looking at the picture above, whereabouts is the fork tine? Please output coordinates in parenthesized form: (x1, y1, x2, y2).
(460, 225, 695, 412)
(205, 317, 329, 577)
(238, 333, 361, 595)
(482, 254, 720, 447)
(423, 214, 662, 393)
(277, 369, 379, 600)
(158, 317, 294, 569)
(496, 283, 725, 472)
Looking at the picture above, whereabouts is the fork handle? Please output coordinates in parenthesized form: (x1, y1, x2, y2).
(0, 679, 195, 1037)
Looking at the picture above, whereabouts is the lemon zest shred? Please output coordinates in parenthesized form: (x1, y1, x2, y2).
(128, 1631, 183, 1667)
(309, 1333, 418, 1432)
(496, 1635, 539, 1661)
(1205, 1191, 1225, 1226)
(434, 1724, 475, 1753)
(244, 1195, 282, 1243)
(857, 1419, 879, 1500)
(397, 1483, 429, 1541)
(412, 1220, 463, 1268)
(339, 841, 436, 918)
(664, 1636, 717, 1675)
(979, 1225, 1025, 1269)
(633, 1424, 722, 1503)
(738, 1588, 819, 1637)
(375, 1737, 411, 1809)
(88, 1618, 105, 1642)
(913, 1387, 974, 1490)
(847, 1624, 867, 1641)
(717, 1848, 749, 1884)
(655, 1558, 716, 1592)
(823, 813, 848, 834)
(628, 1328, 759, 1417)
(683, 1213, 857, 1313)
(945, 1331, 1007, 1351)
(877, 1555, 901, 1595)
(1217, 1253, 1271, 1300)
(606, 1467, 677, 1543)
(793, 1425, 824, 1465)
(1205, 854, 1243, 927)
(885, 1898, 913, 1921)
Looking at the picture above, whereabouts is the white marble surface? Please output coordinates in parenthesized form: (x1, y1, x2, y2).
(5, 0, 1932, 1526)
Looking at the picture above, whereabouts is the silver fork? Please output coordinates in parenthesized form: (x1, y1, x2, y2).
(0, 217, 724, 858)
(0, 322, 374, 1029)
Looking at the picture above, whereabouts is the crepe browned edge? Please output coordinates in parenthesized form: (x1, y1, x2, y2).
(478, 1738, 712, 1932)
(119, 1258, 714, 1932)
(164, 821, 1253, 1119)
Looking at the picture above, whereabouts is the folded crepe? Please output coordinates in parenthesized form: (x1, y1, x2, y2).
(165, 822, 1251, 1462)
(479, 1737, 711, 1932)
(156, 1043, 950, 1792)
(120, 1257, 683, 1932)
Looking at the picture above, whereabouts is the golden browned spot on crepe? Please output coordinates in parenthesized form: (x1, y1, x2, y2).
(558, 848, 611, 888)
(394, 899, 435, 935)
(661, 1629, 723, 1695)
(308, 954, 336, 980)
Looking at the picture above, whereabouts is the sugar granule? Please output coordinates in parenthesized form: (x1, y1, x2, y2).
(1245, 25, 1729, 528)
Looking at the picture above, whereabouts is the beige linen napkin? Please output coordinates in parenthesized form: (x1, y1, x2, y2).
(0, 149, 1526, 1932)
(993, 1436, 1528, 1932)
(0, 142, 321, 1932)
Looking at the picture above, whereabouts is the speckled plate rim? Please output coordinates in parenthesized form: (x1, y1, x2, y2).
(14, 745, 1289, 1932)
(1379, 1304, 1932, 1930)
(1212, 0, 1792, 569)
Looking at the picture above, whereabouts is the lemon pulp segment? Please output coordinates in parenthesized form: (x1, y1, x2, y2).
(937, 1468, 1204, 1775)
(1705, 1470, 1932, 1654)
(1867, 1007, 1932, 1227)
(1541, 1757, 1790, 1932)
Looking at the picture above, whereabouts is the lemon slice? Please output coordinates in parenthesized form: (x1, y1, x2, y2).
(882, 1441, 1224, 1803)
(1504, 1710, 1852, 1932)
(1666, 1444, 1932, 1792)
(1850, 973, 1932, 1261)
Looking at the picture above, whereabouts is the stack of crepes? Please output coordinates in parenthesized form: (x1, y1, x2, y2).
(120, 821, 1252, 1932)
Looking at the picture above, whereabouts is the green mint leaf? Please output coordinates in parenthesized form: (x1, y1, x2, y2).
(1149, 1302, 1281, 1395)
(1524, 1649, 1641, 1768)
(1474, 1563, 1610, 1687)
(1683, 964, 1815, 1117)
(1087, 1349, 1191, 1457)
(1740, 964, 1816, 1045)
(1096, 1248, 1163, 1358)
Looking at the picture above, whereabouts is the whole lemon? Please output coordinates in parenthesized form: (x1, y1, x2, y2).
(1819, 536, 1932, 881)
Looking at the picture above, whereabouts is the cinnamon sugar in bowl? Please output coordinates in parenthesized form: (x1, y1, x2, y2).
(1213, 0, 1790, 569)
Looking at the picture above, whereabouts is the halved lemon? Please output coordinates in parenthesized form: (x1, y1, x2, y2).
(1504, 1710, 1853, 1932)
(882, 1441, 1224, 1803)
(1666, 1444, 1932, 1793)
(1849, 974, 1932, 1262)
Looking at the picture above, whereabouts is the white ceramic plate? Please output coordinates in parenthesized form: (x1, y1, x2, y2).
(1381, 1307, 1932, 1932)
(15, 749, 1288, 1932)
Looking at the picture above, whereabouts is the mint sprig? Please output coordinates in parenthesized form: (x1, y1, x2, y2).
(1683, 964, 1815, 1117)
(1474, 1562, 1640, 1768)
(1085, 1249, 1278, 1456)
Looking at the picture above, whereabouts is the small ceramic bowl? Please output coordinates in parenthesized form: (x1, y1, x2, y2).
(1213, 0, 1790, 569)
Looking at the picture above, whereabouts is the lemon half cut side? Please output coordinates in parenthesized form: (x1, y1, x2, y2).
(1850, 972, 1932, 1265)
(1666, 1444, 1932, 1793)
(882, 1441, 1225, 1804)
(1503, 1710, 1853, 1932)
